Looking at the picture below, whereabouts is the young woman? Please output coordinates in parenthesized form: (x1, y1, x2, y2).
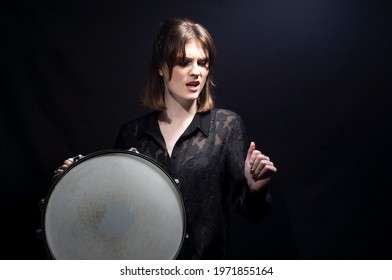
(55, 18, 277, 259)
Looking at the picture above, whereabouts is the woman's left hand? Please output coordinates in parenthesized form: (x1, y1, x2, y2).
(244, 142, 277, 192)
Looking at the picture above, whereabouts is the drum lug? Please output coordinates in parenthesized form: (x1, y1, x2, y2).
(73, 154, 84, 162)
(174, 179, 180, 187)
(128, 147, 140, 154)
(36, 228, 43, 239)
(38, 198, 45, 211)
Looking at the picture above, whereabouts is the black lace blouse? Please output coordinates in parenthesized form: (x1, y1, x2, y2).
(114, 108, 271, 259)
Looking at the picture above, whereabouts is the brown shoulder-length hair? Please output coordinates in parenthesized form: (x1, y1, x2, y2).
(141, 18, 216, 112)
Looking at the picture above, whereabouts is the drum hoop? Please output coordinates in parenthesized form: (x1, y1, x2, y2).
(41, 149, 186, 259)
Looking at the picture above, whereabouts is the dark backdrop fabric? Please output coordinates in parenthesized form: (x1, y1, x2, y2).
(1, 0, 391, 259)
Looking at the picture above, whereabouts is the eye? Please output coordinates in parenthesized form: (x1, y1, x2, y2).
(177, 59, 191, 67)
(198, 60, 209, 68)
(177, 62, 187, 67)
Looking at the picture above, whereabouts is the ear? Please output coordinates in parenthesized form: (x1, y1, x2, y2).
(158, 68, 163, 76)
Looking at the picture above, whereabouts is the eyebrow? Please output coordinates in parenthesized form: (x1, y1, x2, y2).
(182, 56, 209, 61)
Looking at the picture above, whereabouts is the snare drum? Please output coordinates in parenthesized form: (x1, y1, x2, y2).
(41, 149, 185, 259)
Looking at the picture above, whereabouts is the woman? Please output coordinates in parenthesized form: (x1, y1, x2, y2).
(56, 18, 277, 259)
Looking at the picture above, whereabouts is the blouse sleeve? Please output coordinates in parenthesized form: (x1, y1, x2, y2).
(227, 114, 272, 223)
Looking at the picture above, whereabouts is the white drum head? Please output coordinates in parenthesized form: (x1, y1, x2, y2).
(43, 150, 185, 259)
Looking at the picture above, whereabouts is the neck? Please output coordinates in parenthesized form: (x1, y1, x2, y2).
(159, 97, 197, 124)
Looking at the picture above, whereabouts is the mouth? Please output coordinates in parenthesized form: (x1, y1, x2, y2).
(186, 81, 200, 91)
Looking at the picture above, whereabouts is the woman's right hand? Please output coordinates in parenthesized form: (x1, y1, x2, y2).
(53, 158, 74, 178)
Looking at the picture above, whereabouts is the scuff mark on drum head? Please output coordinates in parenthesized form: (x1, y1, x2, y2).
(97, 202, 134, 239)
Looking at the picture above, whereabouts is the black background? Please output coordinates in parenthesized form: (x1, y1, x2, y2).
(1, 0, 391, 259)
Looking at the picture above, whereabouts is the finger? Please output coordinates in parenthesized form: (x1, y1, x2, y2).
(250, 152, 270, 173)
(246, 141, 256, 163)
(252, 159, 269, 176)
(254, 164, 277, 180)
(252, 153, 274, 174)
(249, 151, 261, 173)
(65, 158, 74, 164)
(55, 158, 74, 173)
(253, 153, 270, 165)
(60, 160, 72, 168)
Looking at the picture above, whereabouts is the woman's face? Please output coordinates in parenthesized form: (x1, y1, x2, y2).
(159, 39, 209, 108)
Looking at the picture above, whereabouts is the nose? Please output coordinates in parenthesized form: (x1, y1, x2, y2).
(189, 62, 201, 76)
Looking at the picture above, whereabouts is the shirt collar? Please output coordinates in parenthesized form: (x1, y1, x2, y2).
(138, 110, 211, 140)
(186, 110, 211, 137)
